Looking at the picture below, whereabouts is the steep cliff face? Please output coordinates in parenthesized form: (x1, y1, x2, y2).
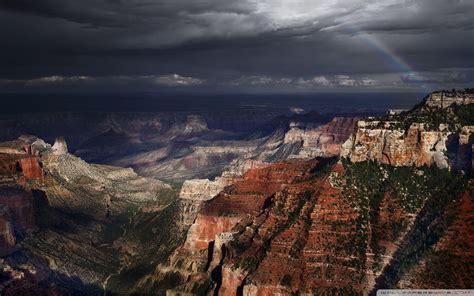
(160, 91, 474, 295)
(424, 90, 474, 108)
(284, 117, 358, 158)
(0, 206, 15, 256)
(165, 159, 328, 294)
(0, 187, 35, 230)
(397, 190, 474, 289)
(341, 121, 454, 168)
(342, 92, 474, 171)
(0, 139, 44, 182)
(177, 116, 357, 203)
(167, 158, 472, 295)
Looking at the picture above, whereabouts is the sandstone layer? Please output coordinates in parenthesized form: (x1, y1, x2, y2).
(341, 121, 453, 168)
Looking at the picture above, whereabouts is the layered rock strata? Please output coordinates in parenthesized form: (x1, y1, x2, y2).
(425, 91, 474, 108)
(341, 121, 453, 168)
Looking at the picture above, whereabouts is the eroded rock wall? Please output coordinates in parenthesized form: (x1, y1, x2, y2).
(341, 121, 454, 168)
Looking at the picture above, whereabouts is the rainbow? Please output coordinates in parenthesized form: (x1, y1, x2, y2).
(338, 24, 428, 90)
(358, 32, 428, 90)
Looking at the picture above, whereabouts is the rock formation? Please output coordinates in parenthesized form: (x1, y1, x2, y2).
(424, 90, 474, 108)
(0, 206, 15, 256)
(162, 90, 473, 295)
(0, 136, 177, 294)
(166, 157, 473, 295)
(52, 136, 68, 155)
(342, 91, 474, 172)
(0, 187, 35, 230)
(0, 90, 472, 295)
(184, 115, 209, 134)
(341, 121, 453, 168)
(285, 117, 358, 158)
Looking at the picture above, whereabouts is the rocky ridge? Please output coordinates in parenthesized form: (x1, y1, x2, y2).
(342, 90, 474, 173)
(178, 116, 358, 202)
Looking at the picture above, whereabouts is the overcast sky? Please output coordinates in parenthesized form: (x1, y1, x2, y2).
(0, 0, 473, 93)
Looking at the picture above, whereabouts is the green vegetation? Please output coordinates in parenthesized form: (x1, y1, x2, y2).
(341, 158, 468, 288)
(375, 99, 474, 131)
(234, 256, 259, 272)
(280, 274, 292, 286)
(453, 103, 474, 126)
(231, 185, 316, 276)
(105, 189, 189, 295)
(377, 168, 467, 289)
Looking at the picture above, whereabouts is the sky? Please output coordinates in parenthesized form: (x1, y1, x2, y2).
(0, 0, 473, 93)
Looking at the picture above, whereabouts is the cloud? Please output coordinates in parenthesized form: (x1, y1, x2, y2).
(0, 75, 93, 86)
(231, 74, 379, 89)
(0, 1, 473, 92)
(154, 74, 205, 86)
(295, 76, 330, 86)
(0, 74, 206, 88)
(400, 70, 473, 84)
(2, 0, 472, 49)
(230, 76, 293, 86)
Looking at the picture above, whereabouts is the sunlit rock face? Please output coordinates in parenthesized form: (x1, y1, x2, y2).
(425, 91, 474, 108)
(284, 117, 359, 158)
(185, 115, 209, 134)
(342, 90, 474, 171)
(341, 121, 453, 169)
(52, 136, 68, 155)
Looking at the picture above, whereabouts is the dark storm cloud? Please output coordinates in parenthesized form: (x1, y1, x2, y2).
(0, 0, 473, 92)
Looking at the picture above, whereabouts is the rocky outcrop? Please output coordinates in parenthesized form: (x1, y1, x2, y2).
(179, 160, 270, 202)
(0, 139, 44, 181)
(425, 91, 474, 108)
(52, 137, 68, 155)
(180, 179, 228, 202)
(185, 115, 208, 133)
(342, 90, 474, 172)
(285, 117, 358, 158)
(341, 121, 453, 168)
(166, 159, 323, 294)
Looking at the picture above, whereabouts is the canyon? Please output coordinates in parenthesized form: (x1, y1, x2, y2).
(0, 90, 472, 295)
(159, 90, 473, 295)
